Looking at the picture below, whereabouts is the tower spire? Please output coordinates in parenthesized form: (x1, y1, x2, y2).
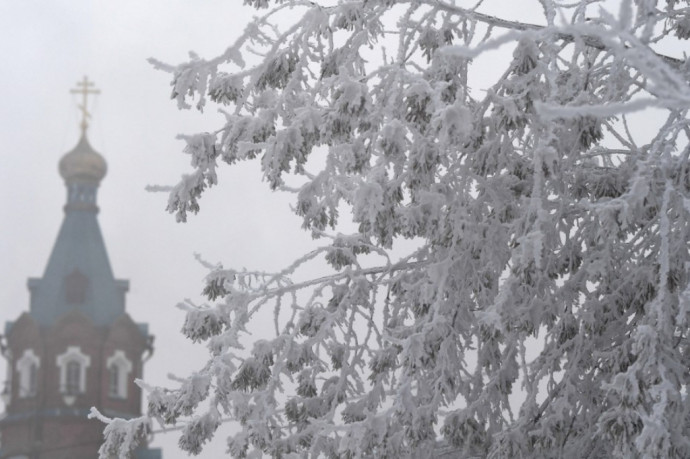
(70, 75, 100, 135)
(30, 79, 118, 324)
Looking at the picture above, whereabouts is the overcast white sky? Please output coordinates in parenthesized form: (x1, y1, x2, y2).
(1, 1, 679, 457)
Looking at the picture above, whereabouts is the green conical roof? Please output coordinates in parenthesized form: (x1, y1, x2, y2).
(27, 133, 128, 326)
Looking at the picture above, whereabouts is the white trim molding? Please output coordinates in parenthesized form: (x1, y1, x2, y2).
(15, 348, 40, 398)
(106, 350, 133, 399)
(56, 346, 91, 394)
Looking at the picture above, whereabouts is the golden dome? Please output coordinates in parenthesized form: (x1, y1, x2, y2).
(59, 134, 107, 184)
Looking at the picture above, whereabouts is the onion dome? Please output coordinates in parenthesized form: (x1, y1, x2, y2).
(59, 134, 107, 184)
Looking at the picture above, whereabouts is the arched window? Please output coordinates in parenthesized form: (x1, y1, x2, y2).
(64, 269, 88, 304)
(56, 346, 91, 395)
(108, 364, 119, 397)
(106, 350, 132, 399)
(15, 349, 40, 398)
(65, 361, 81, 395)
(28, 363, 38, 396)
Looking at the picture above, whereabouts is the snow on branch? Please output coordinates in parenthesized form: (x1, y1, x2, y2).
(100, 1, 690, 458)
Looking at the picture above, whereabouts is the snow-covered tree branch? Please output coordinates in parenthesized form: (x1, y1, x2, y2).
(99, 1, 690, 457)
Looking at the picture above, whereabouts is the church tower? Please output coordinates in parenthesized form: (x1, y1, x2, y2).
(0, 78, 161, 459)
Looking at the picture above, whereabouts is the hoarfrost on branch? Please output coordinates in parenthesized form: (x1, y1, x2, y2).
(101, 1, 690, 457)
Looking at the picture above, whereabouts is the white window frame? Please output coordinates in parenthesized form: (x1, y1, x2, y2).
(106, 350, 132, 399)
(56, 346, 91, 394)
(15, 349, 40, 398)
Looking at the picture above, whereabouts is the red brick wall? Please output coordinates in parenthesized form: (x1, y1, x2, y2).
(1, 311, 149, 458)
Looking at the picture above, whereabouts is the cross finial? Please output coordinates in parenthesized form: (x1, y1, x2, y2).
(70, 76, 100, 135)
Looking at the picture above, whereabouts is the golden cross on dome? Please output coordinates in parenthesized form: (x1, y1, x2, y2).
(70, 76, 100, 135)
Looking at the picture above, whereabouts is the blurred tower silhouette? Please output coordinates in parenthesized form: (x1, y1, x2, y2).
(0, 78, 161, 459)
